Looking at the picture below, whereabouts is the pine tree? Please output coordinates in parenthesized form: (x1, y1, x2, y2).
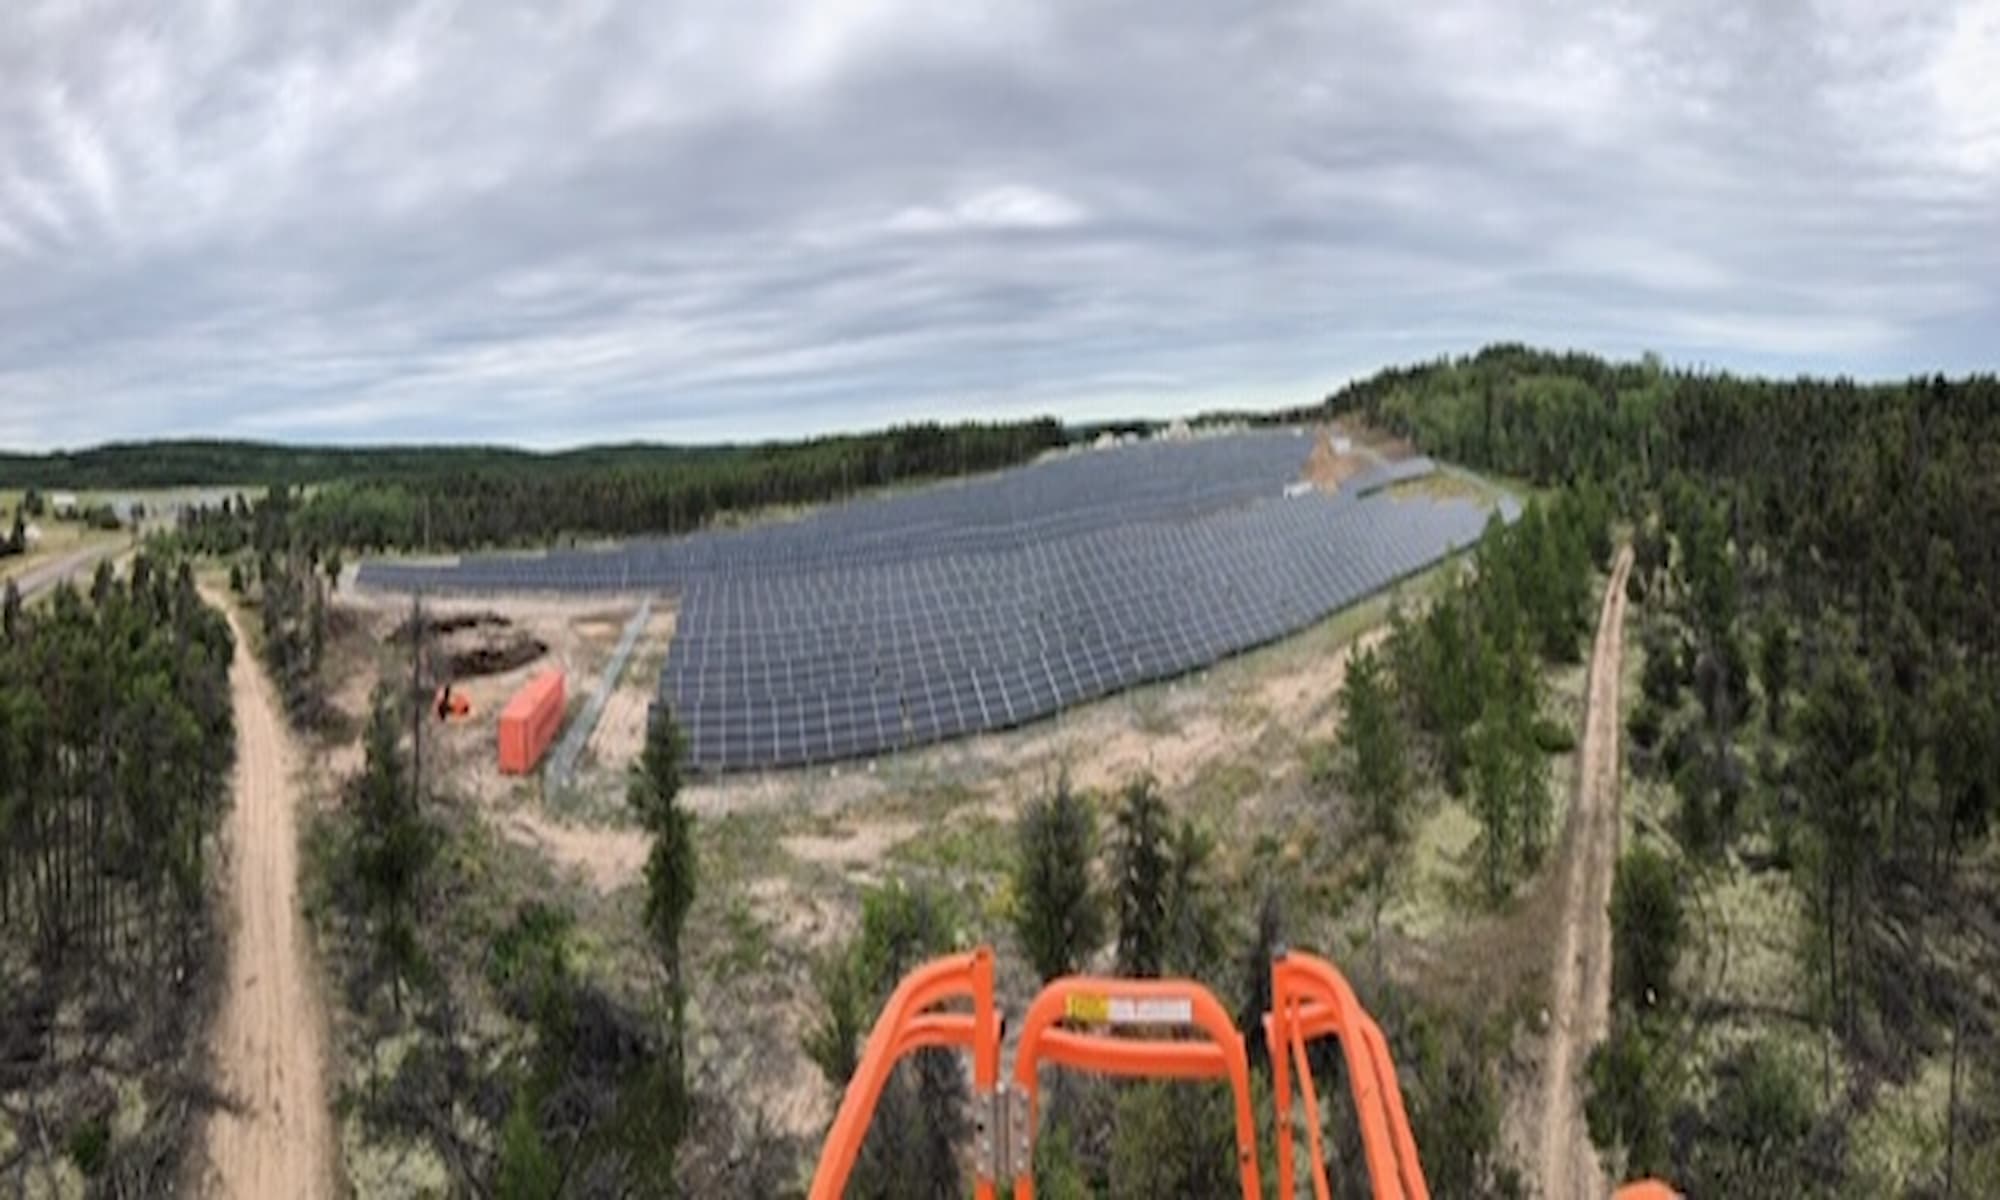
(1112, 777, 1172, 976)
(1161, 819, 1223, 978)
(1468, 643, 1547, 901)
(1610, 844, 1684, 1010)
(625, 704, 695, 1189)
(1794, 649, 1889, 1040)
(1339, 646, 1410, 946)
(350, 683, 436, 1012)
(1756, 609, 1791, 733)
(1013, 777, 1104, 982)
(1932, 665, 1996, 873)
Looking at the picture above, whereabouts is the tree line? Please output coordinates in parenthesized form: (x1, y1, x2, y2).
(1330, 345, 2000, 1194)
(112, 420, 1066, 556)
(0, 556, 236, 1189)
(1370, 488, 1611, 901)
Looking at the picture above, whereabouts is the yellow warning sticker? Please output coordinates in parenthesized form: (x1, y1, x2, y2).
(1063, 993, 1195, 1026)
(1065, 993, 1111, 1024)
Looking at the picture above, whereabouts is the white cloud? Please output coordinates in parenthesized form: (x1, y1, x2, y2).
(885, 185, 1087, 235)
(1930, 0, 2000, 175)
(0, 0, 1996, 450)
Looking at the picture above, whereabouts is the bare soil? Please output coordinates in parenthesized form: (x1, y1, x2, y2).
(6, 541, 121, 603)
(1531, 546, 1633, 1199)
(1302, 427, 1370, 493)
(1330, 416, 1420, 463)
(201, 594, 336, 1199)
(585, 608, 678, 767)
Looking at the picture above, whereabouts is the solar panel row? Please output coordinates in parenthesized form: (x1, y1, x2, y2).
(658, 490, 1494, 770)
(356, 432, 1317, 592)
(352, 435, 1501, 772)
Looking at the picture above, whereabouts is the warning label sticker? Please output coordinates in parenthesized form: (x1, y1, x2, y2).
(1063, 994, 1195, 1027)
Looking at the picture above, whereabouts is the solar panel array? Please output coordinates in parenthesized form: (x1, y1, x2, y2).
(355, 436, 1508, 772)
(356, 431, 1316, 591)
(660, 488, 1491, 770)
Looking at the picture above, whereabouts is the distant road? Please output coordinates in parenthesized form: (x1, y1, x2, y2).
(6, 541, 123, 603)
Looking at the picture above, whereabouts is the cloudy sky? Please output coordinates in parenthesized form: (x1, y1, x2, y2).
(2, 0, 1996, 449)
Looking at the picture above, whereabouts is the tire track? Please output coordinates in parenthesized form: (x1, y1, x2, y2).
(1537, 545, 1633, 1199)
(202, 593, 335, 1198)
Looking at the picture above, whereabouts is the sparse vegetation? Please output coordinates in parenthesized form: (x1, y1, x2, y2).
(0, 557, 235, 1191)
(1350, 348, 2000, 1192)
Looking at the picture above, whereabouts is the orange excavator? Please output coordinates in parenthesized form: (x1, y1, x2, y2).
(809, 946, 1676, 1199)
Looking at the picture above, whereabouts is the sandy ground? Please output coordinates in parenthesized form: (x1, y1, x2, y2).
(586, 608, 677, 767)
(7, 541, 122, 602)
(1302, 427, 1371, 492)
(330, 589, 679, 892)
(1533, 545, 1633, 1199)
(201, 593, 336, 1199)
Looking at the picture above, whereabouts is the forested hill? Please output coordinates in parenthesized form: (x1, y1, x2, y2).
(1331, 345, 2000, 1194)
(1321, 343, 2000, 492)
(0, 419, 1069, 489)
(152, 419, 1071, 550)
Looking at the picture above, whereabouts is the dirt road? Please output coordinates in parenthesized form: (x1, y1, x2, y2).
(6, 542, 121, 603)
(1536, 546, 1633, 1199)
(202, 594, 335, 1198)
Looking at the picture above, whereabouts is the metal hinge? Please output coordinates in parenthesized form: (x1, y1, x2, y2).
(973, 1082, 1032, 1185)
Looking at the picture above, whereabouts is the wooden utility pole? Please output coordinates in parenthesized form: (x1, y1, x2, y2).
(410, 591, 425, 811)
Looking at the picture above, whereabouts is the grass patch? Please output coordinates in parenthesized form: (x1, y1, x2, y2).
(1382, 472, 1488, 504)
(711, 895, 774, 985)
(888, 811, 1011, 878)
(698, 810, 794, 891)
(1384, 791, 1483, 943)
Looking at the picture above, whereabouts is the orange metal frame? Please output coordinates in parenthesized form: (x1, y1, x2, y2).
(806, 945, 1680, 1200)
(808, 948, 999, 1200)
(1011, 974, 1260, 1200)
(1266, 950, 1427, 1200)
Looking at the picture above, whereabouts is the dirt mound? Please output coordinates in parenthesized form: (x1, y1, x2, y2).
(389, 611, 509, 641)
(448, 632, 548, 677)
(1302, 428, 1367, 492)
(389, 610, 548, 677)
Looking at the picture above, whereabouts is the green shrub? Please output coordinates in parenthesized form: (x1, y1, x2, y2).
(1533, 715, 1578, 754)
(66, 1119, 108, 1177)
(1610, 844, 1684, 1010)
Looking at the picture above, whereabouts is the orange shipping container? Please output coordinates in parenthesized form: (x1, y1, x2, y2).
(498, 670, 566, 775)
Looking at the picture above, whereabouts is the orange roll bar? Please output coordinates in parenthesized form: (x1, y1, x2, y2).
(1267, 951, 1429, 1200)
(1012, 974, 1262, 1200)
(809, 945, 1675, 1200)
(807, 948, 999, 1200)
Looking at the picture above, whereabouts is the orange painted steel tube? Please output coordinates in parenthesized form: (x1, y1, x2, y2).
(1612, 1183, 1681, 1200)
(1011, 975, 1261, 1200)
(1269, 952, 1429, 1200)
(1031, 1029, 1230, 1079)
(1288, 1013, 1333, 1200)
(1362, 1014, 1427, 1194)
(1265, 1012, 1295, 1196)
(807, 948, 998, 1200)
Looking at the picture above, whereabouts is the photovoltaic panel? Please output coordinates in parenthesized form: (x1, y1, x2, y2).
(356, 435, 1509, 771)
